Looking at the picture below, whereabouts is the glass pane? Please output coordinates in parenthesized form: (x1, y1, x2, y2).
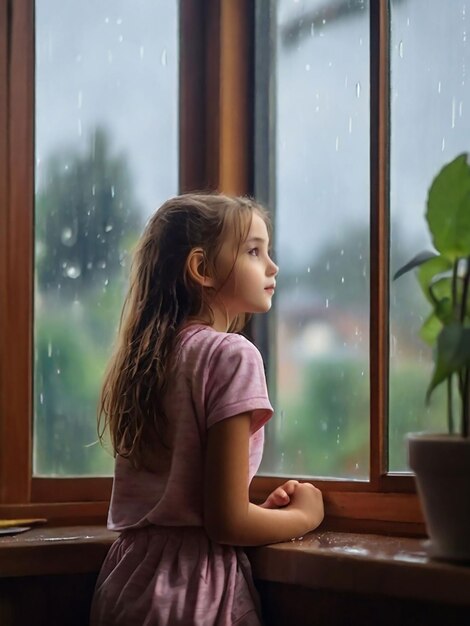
(389, 0, 470, 471)
(259, 0, 370, 479)
(34, 1, 179, 475)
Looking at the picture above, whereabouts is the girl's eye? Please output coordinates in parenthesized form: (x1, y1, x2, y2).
(248, 248, 259, 257)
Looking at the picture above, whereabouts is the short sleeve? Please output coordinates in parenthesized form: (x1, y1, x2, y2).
(205, 334, 273, 433)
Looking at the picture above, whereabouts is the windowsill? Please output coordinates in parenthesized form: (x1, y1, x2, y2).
(1, 526, 469, 607)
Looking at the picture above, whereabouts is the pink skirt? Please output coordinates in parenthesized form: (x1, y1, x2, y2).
(89, 526, 263, 626)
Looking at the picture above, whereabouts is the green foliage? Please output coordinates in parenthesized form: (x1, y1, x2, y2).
(36, 127, 141, 296)
(394, 154, 470, 437)
(34, 128, 142, 474)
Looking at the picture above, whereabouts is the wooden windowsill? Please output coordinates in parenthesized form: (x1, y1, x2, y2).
(0, 526, 469, 607)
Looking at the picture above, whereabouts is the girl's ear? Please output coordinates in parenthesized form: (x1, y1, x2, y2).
(186, 248, 215, 288)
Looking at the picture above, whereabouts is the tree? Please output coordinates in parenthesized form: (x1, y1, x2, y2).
(36, 127, 141, 296)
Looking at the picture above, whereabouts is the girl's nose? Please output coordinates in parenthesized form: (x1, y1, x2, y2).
(269, 259, 279, 276)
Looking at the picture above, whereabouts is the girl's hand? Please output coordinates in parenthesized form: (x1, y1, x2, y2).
(259, 480, 300, 509)
(287, 482, 324, 529)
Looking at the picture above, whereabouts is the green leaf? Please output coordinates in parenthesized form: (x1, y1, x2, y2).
(417, 255, 453, 295)
(393, 251, 438, 281)
(426, 153, 470, 259)
(419, 313, 443, 346)
(426, 323, 470, 402)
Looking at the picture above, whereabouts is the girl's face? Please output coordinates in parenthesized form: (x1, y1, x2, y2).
(212, 212, 279, 326)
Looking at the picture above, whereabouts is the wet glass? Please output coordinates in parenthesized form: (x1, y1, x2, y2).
(389, 0, 470, 471)
(259, 0, 370, 479)
(34, 1, 178, 475)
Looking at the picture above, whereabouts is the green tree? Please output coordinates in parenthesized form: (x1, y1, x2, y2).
(36, 127, 141, 296)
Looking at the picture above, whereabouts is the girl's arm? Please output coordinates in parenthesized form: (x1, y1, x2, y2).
(204, 413, 324, 547)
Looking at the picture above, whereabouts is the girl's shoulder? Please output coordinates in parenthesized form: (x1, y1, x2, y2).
(178, 324, 262, 366)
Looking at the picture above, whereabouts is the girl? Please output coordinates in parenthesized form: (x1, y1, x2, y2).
(90, 193, 324, 626)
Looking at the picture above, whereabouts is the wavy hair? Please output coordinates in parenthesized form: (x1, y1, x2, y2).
(98, 193, 271, 468)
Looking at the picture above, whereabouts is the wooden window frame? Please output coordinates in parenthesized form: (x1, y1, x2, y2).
(0, 0, 424, 534)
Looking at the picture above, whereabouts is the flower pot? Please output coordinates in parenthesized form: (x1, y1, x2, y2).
(408, 433, 470, 563)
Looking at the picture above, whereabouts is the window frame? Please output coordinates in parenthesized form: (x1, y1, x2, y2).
(0, 0, 423, 533)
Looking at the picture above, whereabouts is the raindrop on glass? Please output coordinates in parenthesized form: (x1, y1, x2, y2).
(64, 264, 81, 279)
(305, 63, 311, 72)
(140, 46, 145, 60)
(161, 49, 167, 66)
(437, 80, 442, 94)
(355, 82, 361, 98)
(398, 40, 404, 58)
(111, 185, 115, 198)
(105, 224, 113, 232)
(47, 342, 52, 357)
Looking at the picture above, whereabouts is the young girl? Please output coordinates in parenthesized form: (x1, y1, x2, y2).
(90, 193, 324, 626)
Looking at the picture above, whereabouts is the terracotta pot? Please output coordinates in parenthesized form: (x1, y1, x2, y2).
(408, 434, 470, 562)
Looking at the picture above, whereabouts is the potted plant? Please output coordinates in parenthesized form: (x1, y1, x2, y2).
(394, 152, 470, 562)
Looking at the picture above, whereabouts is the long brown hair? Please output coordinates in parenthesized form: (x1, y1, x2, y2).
(98, 193, 271, 468)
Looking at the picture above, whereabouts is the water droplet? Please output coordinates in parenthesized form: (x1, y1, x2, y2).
(310, 23, 315, 37)
(98, 260, 107, 269)
(356, 82, 361, 98)
(441, 136, 446, 151)
(111, 185, 115, 198)
(105, 224, 113, 232)
(437, 80, 441, 94)
(64, 263, 81, 279)
(348, 116, 353, 133)
(86, 261, 93, 270)
(305, 63, 311, 72)
(341, 276, 345, 284)
(459, 101, 464, 117)
(335, 136, 339, 151)
(104, 17, 110, 24)
(77, 91, 83, 109)
(451, 97, 456, 128)
(61, 227, 77, 247)
(118, 34, 124, 43)
(398, 40, 404, 58)
(161, 49, 167, 66)
(116, 17, 123, 25)
(140, 45, 145, 60)
(325, 298, 329, 308)
(39, 393, 44, 405)
(92, 184, 96, 196)
(325, 261, 330, 271)
(57, 369, 61, 375)
(47, 342, 52, 357)
(307, 266, 311, 273)
(104, 278, 109, 286)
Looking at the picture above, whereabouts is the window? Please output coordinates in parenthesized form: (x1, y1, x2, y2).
(34, 0, 178, 476)
(0, 0, 209, 517)
(252, 0, 469, 530)
(3, 0, 462, 531)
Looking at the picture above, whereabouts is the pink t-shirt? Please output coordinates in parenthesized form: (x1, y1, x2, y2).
(108, 324, 274, 531)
